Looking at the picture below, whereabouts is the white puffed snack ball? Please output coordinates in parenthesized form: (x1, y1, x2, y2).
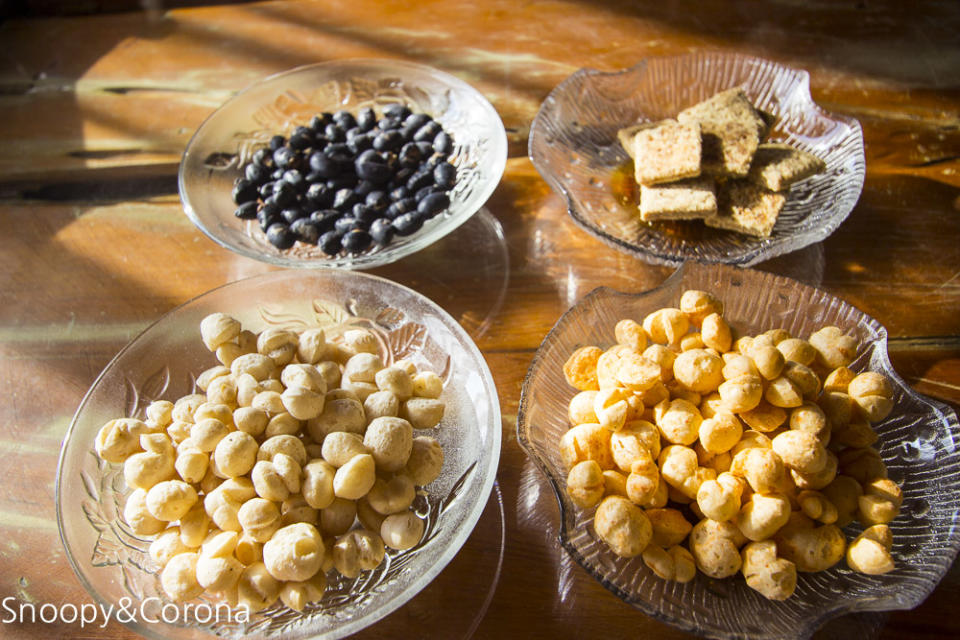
(149, 527, 191, 568)
(412, 371, 443, 399)
(375, 366, 413, 400)
(381, 511, 425, 550)
(161, 552, 204, 601)
(281, 363, 328, 394)
(343, 329, 379, 355)
(344, 352, 384, 383)
(363, 417, 414, 472)
(280, 573, 327, 611)
(296, 328, 326, 364)
(333, 529, 386, 578)
(200, 313, 241, 352)
(236, 562, 282, 612)
(95, 418, 150, 464)
(263, 522, 325, 582)
(404, 436, 444, 486)
(367, 475, 416, 515)
(281, 386, 325, 421)
(196, 549, 243, 592)
(123, 433, 175, 490)
(402, 397, 445, 430)
(321, 432, 369, 468)
(257, 434, 307, 466)
(301, 459, 336, 510)
(146, 480, 198, 522)
(238, 497, 282, 543)
(213, 431, 259, 478)
(307, 398, 366, 440)
(363, 390, 401, 422)
(333, 453, 377, 500)
(179, 503, 209, 548)
(124, 488, 166, 536)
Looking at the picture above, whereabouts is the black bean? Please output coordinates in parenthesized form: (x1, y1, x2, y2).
(356, 107, 377, 132)
(382, 103, 411, 120)
(398, 142, 424, 168)
(369, 217, 395, 245)
(282, 169, 305, 189)
(352, 203, 380, 224)
(333, 110, 357, 130)
(232, 178, 259, 204)
(271, 168, 285, 180)
(252, 148, 273, 168)
(414, 121, 441, 142)
(290, 126, 314, 150)
(406, 167, 434, 192)
(433, 131, 453, 155)
(305, 183, 331, 206)
(347, 133, 374, 155)
(385, 201, 407, 219)
(433, 161, 456, 188)
(418, 192, 450, 218)
(392, 212, 424, 236)
(354, 180, 376, 197)
(290, 218, 321, 244)
(259, 199, 280, 219)
(282, 207, 306, 224)
(273, 182, 297, 207)
(333, 188, 360, 211)
(269, 135, 286, 151)
(365, 190, 389, 210)
(257, 207, 278, 231)
(355, 149, 392, 183)
(234, 201, 259, 219)
(324, 142, 352, 159)
(403, 113, 432, 130)
(245, 163, 269, 184)
(415, 141, 435, 158)
(319, 230, 342, 256)
(324, 123, 345, 143)
(273, 146, 297, 169)
(335, 216, 361, 235)
(342, 228, 373, 253)
(309, 151, 340, 178)
(389, 185, 409, 202)
(310, 113, 333, 131)
(266, 222, 296, 249)
(258, 180, 276, 198)
(372, 130, 403, 152)
(414, 185, 439, 202)
(377, 116, 403, 131)
(305, 171, 326, 184)
(399, 123, 420, 141)
(309, 209, 341, 232)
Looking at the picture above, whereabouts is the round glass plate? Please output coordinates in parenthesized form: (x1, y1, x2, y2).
(56, 270, 502, 639)
(516, 262, 960, 639)
(528, 52, 865, 266)
(179, 59, 507, 269)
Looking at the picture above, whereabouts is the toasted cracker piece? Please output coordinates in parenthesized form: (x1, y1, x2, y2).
(678, 87, 765, 178)
(705, 180, 786, 238)
(640, 177, 717, 222)
(629, 119, 702, 185)
(617, 123, 648, 158)
(747, 143, 827, 191)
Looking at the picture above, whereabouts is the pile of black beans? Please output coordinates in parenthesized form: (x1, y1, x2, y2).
(232, 104, 456, 255)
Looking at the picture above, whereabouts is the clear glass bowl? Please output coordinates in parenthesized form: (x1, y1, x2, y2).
(179, 59, 507, 269)
(516, 262, 960, 639)
(56, 270, 502, 639)
(528, 52, 865, 266)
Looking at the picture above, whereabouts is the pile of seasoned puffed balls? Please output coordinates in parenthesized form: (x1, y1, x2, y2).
(94, 313, 446, 612)
(560, 290, 901, 600)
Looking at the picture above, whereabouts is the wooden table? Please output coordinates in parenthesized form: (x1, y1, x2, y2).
(1, 1, 958, 638)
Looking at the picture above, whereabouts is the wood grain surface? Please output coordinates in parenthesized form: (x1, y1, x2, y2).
(1, 1, 958, 639)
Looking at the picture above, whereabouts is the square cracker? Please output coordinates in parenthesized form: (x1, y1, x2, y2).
(640, 177, 717, 222)
(678, 87, 766, 178)
(628, 119, 702, 185)
(705, 180, 786, 237)
(748, 143, 827, 191)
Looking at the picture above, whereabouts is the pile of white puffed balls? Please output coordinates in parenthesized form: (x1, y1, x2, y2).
(560, 290, 901, 600)
(94, 312, 446, 612)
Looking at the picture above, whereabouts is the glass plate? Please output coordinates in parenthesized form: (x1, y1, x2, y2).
(179, 59, 507, 269)
(528, 52, 865, 266)
(56, 270, 502, 639)
(516, 262, 960, 639)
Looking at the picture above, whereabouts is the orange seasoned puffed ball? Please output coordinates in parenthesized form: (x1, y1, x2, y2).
(614, 318, 648, 352)
(673, 349, 723, 393)
(679, 290, 723, 327)
(643, 308, 689, 345)
(563, 345, 602, 391)
(593, 496, 652, 558)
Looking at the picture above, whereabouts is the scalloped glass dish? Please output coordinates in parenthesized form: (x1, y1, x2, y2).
(516, 262, 960, 639)
(56, 270, 501, 640)
(528, 52, 865, 266)
(179, 59, 507, 269)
